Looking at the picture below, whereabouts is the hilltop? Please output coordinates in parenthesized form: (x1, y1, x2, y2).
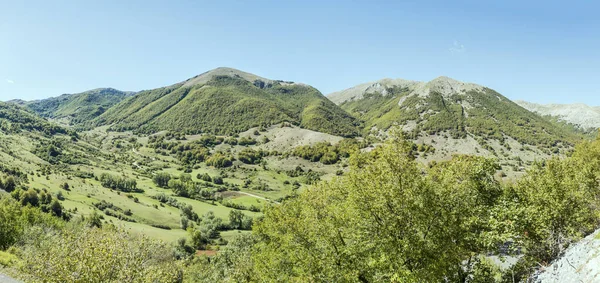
(20, 88, 133, 126)
(93, 67, 360, 137)
(330, 76, 582, 146)
(327, 76, 585, 176)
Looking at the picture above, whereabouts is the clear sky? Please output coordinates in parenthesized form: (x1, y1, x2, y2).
(1, 0, 598, 104)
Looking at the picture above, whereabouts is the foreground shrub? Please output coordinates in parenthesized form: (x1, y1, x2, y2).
(0, 195, 61, 250)
(17, 224, 183, 283)
(251, 137, 505, 282)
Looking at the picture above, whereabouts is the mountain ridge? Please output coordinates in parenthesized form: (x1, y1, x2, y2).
(18, 88, 134, 126)
(331, 75, 583, 152)
(328, 76, 484, 105)
(515, 100, 600, 130)
(92, 67, 360, 137)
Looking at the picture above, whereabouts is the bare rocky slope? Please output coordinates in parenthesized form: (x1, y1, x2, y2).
(516, 100, 600, 130)
(533, 229, 600, 282)
(328, 76, 484, 105)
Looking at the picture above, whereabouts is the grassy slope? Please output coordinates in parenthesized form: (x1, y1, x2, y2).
(94, 76, 360, 137)
(0, 105, 344, 244)
(25, 88, 131, 125)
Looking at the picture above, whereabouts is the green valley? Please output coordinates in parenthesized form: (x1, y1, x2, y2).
(0, 69, 597, 283)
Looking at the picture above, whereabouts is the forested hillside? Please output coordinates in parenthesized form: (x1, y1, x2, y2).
(0, 102, 73, 136)
(93, 68, 360, 137)
(23, 88, 132, 126)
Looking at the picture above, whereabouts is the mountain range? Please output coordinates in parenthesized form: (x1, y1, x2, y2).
(1, 67, 597, 282)
(8, 67, 592, 156)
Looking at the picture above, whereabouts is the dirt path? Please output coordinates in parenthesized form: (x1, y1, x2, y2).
(131, 147, 156, 175)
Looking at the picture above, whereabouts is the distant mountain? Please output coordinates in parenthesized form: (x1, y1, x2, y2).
(94, 67, 360, 137)
(329, 76, 582, 150)
(515, 100, 600, 130)
(23, 88, 133, 125)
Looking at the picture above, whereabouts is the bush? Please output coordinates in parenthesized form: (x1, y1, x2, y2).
(152, 172, 171, 188)
(18, 225, 183, 282)
(213, 176, 224, 185)
(237, 148, 263, 164)
(99, 173, 141, 192)
(198, 173, 212, 182)
(206, 153, 234, 168)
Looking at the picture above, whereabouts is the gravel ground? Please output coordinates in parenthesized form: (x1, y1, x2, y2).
(0, 272, 21, 283)
(533, 230, 600, 282)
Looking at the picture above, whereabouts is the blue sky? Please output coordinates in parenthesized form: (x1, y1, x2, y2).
(1, 0, 598, 104)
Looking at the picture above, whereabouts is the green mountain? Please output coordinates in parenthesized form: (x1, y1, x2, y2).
(94, 67, 360, 137)
(329, 76, 583, 149)
(0, 102, 71, 136)
(24, 88, 132, 125)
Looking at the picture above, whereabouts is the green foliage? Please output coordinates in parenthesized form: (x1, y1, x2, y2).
(0, 102, 72, 136)
(237, 137, 257, 146)
(25, 88, 132, 127)
(293, 142, 338, 163)
(10, 188, 68, 220)
(188, 134, 600, 282)
(94, 76, 359, 136)
(198, 173, 212, 182)
(292, 139, 363, 164)
(18, 225, 183, 282)
(0, 250, 19, 267)
(250, 138, 505, 282)
(190, 211, 224, 250)
(99, 173, 141, 193)
(148, 135, 212, 165)
(0, 194, 61, 250)
(186, 234, 257, 282)
(212, 176, 224, 185)
(152, 172, 172, 188)
(237, 148, 264, 164)
(499, 137, 600, 279)
(228, 210, 253, 230)
(94, 200, 136, 223)
(164, 176, 216, 200)
(0, 176, 17, 192)
(340, 87, 418, 132)
(206, 152, 234, 168)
